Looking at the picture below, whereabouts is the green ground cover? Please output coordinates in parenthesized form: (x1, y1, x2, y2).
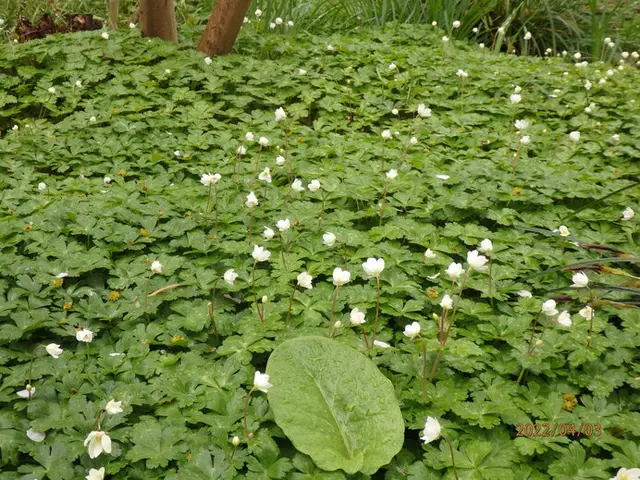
(0, 24, 639, 479)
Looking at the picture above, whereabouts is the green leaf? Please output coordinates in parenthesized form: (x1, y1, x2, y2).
(266, 336, 404, 474)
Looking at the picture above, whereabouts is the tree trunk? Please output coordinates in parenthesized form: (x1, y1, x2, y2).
(197, 0, 252, 56)
(108, 0, 119, 28)
(139, 0, 178, 41)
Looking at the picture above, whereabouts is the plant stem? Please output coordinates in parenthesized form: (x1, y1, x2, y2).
(143, 272, 151, 310)
(243, 387, 255, 437)
(285, 283, 297, 327)
(488, 255, 494, 308)
(371, 276, 382, 344)
(205, 183, 212, 213)
(361, 325, 370, 350)
(247, 207, 254, 244)
(329, 286, 340, 326)
(378, 180, 389, 226)
(442, 433, 459, 480)
(251, 260, 264, 323)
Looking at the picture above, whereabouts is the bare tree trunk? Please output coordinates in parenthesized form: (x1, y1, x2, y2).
(108, 0, 119, 28)
(139, 0, 178, 41)
(197, 0, 252, 56)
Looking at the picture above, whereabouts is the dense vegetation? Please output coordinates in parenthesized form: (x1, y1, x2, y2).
(0, 21, 639, 479)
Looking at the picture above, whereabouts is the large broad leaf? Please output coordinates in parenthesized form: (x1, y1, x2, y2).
(266, 336, 404, 475)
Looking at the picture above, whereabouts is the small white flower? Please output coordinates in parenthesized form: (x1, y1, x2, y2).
(479, 42, 485, 49)
(417, 104, 432, 118)
(27, 429, 46, 442)
(275, 155, 286, 166)
(386, 169, 398, 180)
(84, 430, 112, 459)
(327, 44, 335, 51)
(350, 308, 366, 325)
(604, 37, 612, 44)
(452, 20, 461, 28)
(514, 85, 522, 93)
(231, 436, 240, 446)
(574, 52, 582, 60)
(263, 227, 275, 239)
(105, 399, 123, 415)
(388, 62, 397, 70)
(253, 371, 272, 393)
(431, 21, 437, 27)
(269, 22, 276, 29)
(362, 258, 385, 277)
(403, 322, 421, 339)
(446, 262, 465, 280)
(524, 31, 532, 40)
(276, 218, 291, 232)
(204, 56, 212, 65)
(440, 294, 453, 310)
(86, 467, 105, 480)
(12, 124, 19, 131)
(632, 52, 640, 59)
(520, 135, 531, 145)
(297, 272, 313, 289)
(245, 132, 255, 142)
(611, 133, 620, 141)
(497, 27, 505, 34)
(578, 305, 594, 320)
(174, 150, 182, 156)
(275, 17, 283, 25)
(420, 417, 441, 444)
(510, 93, 522, 104)
(557, 311, 572, 327)
(103, 176, 112, 185)
(515, 119, 529, 130)
(436, 174, 450, 180)
(151, 260, 163, 274)
(56, 272, 68, 279)
(442, 36, 449, 42)
(456, 69, 468, 78)
(245, 191, 259, 208)
(334, 320, 342, 328)
(291, 178, 305, 192)
(478, 239, 493, 254)
(237, 145, 247, 155)
(622, 207, 634, 220)
(287, 20, 294, 27)
(308, 179, 321, 191)
(224, 269, 238, 285)
(258, 137, 269, 147)
(254, 9, 262, 17)
(298, 68, 307, 75)
(391, 108, 399, 115)
(571, 272, 589, 288)
(323, 232, 337, 247)
(424, 248, 437, 259)
(275, 107, 287, 122)
(332, 268, 351, 286)
(373, 340, 391, 348)
(381, 129, 392, 140)
(584, 79, 592, 90)
(89, 116, 97, 122)
(45, 343, 63, 359)
(252, 245, 271, 262)
(17, 385, 36, 398)
(101, 32, 109, 40)
(75, 80, 83, 88)
(129, 22, 136, 29)
(611, 468, 640, 480)
(472, 27, 479, 33)
(558, 225, 570, 237)
(569, 131, 581, 142)
(76, 328, 94, 343)
(518, 290, 533, 298)
(467, 250, 488, 271)
(38, 182, 47, 191)
(258, 167, 272, 184)
(201, 173, 221, 186)
(409, 136, 418, 145)
(541, 299, 558, 317)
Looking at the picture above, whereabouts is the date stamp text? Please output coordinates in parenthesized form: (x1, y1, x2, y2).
(515, 423, 601, 437)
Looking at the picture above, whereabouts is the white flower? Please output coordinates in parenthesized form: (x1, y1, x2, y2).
(101, 32, 109, 40)
(611, 133, 620, 141)
(105, 399, 123, 414)
(88, 116, 96, 123)
(254, 9, 262, 17)
(579, 305, 594, 320)
(258, 137, 269, 147)
(622, 207, 634, 220)
(362, 258, 385, 277)
(223, 269, 238, 285)
(47, 86, 56, 94)
(557, 311, 572, 327)
(298, 68, 307, 75)
(103, 176, 112, 184)
(610, 468, 640, 480)
(452, 20, 461, 28)
(388, 63, 397, 70)
(12, 124, 19, 130)
(436, 174, 450, 180)
(515, 119, 529, 130)
(327, 44, 335, 51)
(245, 191, 259, 208)
(510, 93, 522, 104)
(151, 260, 163, 274)
(269, 22, 276, 29)
(231, 436, 241, 446)
(604, 37, 612, 44)
(431, 21, 437, 26)
(263, 227, 275, 239)
(45, 343, 63, 359)
(584, 79, 592, 90)
(38, 182, 47, 191)
(633, 52, 640, 59)
(381, 129, 392, 140)
(275, 17, 283, 25)
(410, 136, 418, 145)
(76, 328, 94, 343)
(274, 155, 286, 166)
(391, 108, 399, 115)
(520, 135, 531, 145)
(373, 340, 391, 348)
(252, 245, 271, 262)
(332, 267, 351, 286)
(258, 167, 272, 183)
(497, 27, 505, 34)
(174, 150, 182, 157)
(558, 225, 570, 237)
(201, 173, 221, 186)
(478, 239, 493, 254)
(569, 131, 581, 142)
(17, 385, 36, 398)
(275, 107, 287, 122)
(440, 294, 453, 310)
(276, 218, 291, 232)
(345, 308, 365, 327)
(287, 20, 294, 27)
(308, 179, 321, 191)
(323, 232, 337, 247)
(472, 27, 478, 33)
(86, 467, 105, 480)
(234, 145, 246, 156)
(518, 290, 533, 298)
(245, 132, 255, 142)
(524, 31, 532, 40)
(386, 169, 398, 180)
(334, 320, 342, 328)
(571, 272, 589, 288)
(297, 272, 313, 289)
(541, 299, 558, 317)
(513, 85, 522, 94)
(204, 56, 212, 65)
(420, 417, 441, 444)
(456, 69, 468, 78)
(84, 430, 112, 459)
(479, 42, 485, 49)
(424, 248, 437, 259)
(403, 322, 421, 339)
(467, 250, 488, 271)
(417, 104, 432, 117)
(291, 178, 305, 192)
(129, 22, 136, 28)
(253, 371, 272, 393)
(27, 429, 46, 442)
(446, 262, 465, 280)
(574, 52, 582, 59)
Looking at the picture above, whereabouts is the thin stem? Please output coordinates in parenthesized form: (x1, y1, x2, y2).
(428, 347, 442, 383)
(205, 183, 212, 213)
(247, 207, 254, 244)
(361, 325, 370, 350)
(285, 283, 297, 327)
(213, 184, 219, 236)
(442, 433, 459, 480)
(329, 286, 339, 326)
(209, 279, 220, 338)
(378, 180, 389, 226)
(243, 388, 255, 437)
(488, 256, 494, 308)
(279, 235, 288, 270)
(143, 273, 151, 310)
(586, 287, 595, 347)
(318, 191, 327, 230)
(371, 277, 381, 344)
(251, 260, 264, 323)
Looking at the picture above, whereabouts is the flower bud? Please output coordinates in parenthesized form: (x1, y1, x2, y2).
(232, 436, 240, 446)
